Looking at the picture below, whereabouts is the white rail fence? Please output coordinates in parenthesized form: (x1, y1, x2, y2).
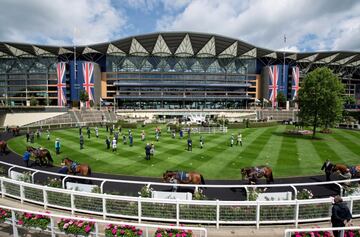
(1, 175, 360, 229)
(284, 226, 360, 237)
(0, 160, 352, 200)
(0, 204, 207, 237)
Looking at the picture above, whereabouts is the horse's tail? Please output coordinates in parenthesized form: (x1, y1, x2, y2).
(87, 166, 92, 176)
(269, 171, 274, 183)
(200, 175, 206, 188)
(46, 151, 53, 163)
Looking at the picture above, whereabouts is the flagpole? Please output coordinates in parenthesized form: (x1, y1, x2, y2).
(283, 34, 286, 109)
(73, 28, 77, 109)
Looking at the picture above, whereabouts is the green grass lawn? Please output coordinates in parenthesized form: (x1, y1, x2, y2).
(7, 125, 360, 180)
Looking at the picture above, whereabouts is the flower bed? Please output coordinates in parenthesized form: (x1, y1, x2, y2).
(292, 228, 360, 237)
(0, 208, 10, 223)
(58, 218, 94, 236)
(105, 224, 143, 237)
(18, 212, 50, 230)
(154, 227, 192, 237)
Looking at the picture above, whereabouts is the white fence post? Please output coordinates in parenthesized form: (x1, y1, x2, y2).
(256, 201, 260, 229)
(50, 217, 55, 237)
(70, 192, 75, 215)
(216, 199, 220, 229)
(95, 222, 99, 237)
(102, 197, 106, 220)
(294, 200, 299, 228)
(138, 196, 142, 223)
(1, 179, 4, 198)
(19, 183, 24, 204)
(176, 199, 180, 226)
(11, 210, 18, 237)
(43, 189, 48, 209)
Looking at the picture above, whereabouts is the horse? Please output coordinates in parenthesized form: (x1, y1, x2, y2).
(0, 140, 7, 155)
(62, 157, 91, 177)
(163, 170, 205, 188)
(321, 160, 355, 181)
(11, 127, 20, 136)
(241, 166, 274, 184)
(26, 146, 53, 166)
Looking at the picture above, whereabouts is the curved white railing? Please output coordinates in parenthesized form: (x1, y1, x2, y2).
(0, 175, 360, 229)
(0, 204, 207, 237)
(0, 160, 353, 199)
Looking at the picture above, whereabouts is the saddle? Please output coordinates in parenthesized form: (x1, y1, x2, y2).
(349, 166, 359, 176)
(176, 171, 188, 182)
(70, 162, 78, 173)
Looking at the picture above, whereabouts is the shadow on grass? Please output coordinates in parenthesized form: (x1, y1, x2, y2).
(271, 131, 324, 141)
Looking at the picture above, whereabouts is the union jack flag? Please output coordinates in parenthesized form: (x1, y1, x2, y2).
(56, 62, 66, 106)
(82, 62, 94, 108)
(291, 66, 300, 100)
(268, 65, 279, 108)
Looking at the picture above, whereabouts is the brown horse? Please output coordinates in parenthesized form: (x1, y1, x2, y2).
(332, 164, 355, 179)
(26, 146, 53, 166)
(62, 157, 91, 177)
(0, 140, 7, 155)
(241, 166, 274, 184)
(163, 170, 205, 185)
(11, 127, 20, 136)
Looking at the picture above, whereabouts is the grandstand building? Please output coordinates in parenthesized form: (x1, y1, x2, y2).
(0, 32, 359, 109)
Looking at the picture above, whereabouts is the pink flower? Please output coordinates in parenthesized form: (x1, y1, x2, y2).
(156, 233, 162, 237)
(176, 234, 181, 237)
(69, 221, 73, 225)
(112, 228, 117, 235)
(120, 230, 125, 235)
(63, 223, 69, 229)
(138, 230, 143, 236)
(105, 224, 112, 229)
(77, 222, 84, 228)
(85, 225, 91, 233)
(18, 220, 23, 225)
(169, 233, 173, 237)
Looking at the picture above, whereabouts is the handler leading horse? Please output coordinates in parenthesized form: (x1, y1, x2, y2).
(26, 146, 53, 166)
(241, 166, 274, 184)
(62, 157, 91, 177)
(322, 160, 358, 181)
(163, 170, 205, 186)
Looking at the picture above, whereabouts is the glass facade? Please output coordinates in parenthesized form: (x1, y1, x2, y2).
(0, 57, 58, 106)
(106, 55, 257, 109)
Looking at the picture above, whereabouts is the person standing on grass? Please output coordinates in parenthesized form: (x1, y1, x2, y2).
(26, 131, 30, 142)
(187, 137, 192, 151)
(80, 134, 84, 149)
(122, 134, 127, 144)
(46, 129, 50, 141)
(87, 127, 91, 139)
(150, 143, 155, 156)
(79, 126, 82, 135)
(112, 137, 117, 152)
(106, 124, 109, 132)
(155, 132, 159, 142)
(200, 135, 204, 149)
(237, 133, 242, 146)
(129, 133, 133, 147)
(36, 129, 40, 139)
(30, 131, 34, 143)
(55, 138, 61, 155)
(23, 150, 31, 167)
(179, 129, 183, 139)
(114, 131, 119, 142)
(95, 127, 99, 138)
(145, 143, 151, 160)
(230, 134, 234, 147)
(105, 136, 110, 150)
(331, 195, 352, 237)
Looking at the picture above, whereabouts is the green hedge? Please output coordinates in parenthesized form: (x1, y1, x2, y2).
(115, 121, 138, 129)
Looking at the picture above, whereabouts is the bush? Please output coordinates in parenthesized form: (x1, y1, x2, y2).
(154, 227, 192, 237)
(138, 185, 153, 198)
(297, 189, 314, 200)
(105, 224, 143, 237)
(17, 171, 32, 183)
(0, 208, 10, 223)
(248, 121, 278, 128)
(227, 123, 246, 129)
(116, 120, 138, 129)
(58, 218, 94, 236)
(45, 177, 62, 188)
(18, 212, 50, 230)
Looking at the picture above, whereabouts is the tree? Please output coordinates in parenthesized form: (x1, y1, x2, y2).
(276, 92, 286, 108)
(298, 67, 344, 138)
(343, 95, 356, 107)
(79, 90, 89, 103)
(30, 97, 38, 106)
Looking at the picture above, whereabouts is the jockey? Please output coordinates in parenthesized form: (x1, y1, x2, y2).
(170, 175, 178, 192)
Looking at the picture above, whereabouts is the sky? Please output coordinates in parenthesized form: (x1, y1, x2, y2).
(0, 0, 359, 52)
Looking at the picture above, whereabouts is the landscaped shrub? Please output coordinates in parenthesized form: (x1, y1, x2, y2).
(116, 120, 138, 129)
(18, 212, 50, 230)
(105, 224, 143, 237)
(138, 185, 153, 198)
(0, 208, 10, 223)
(154, 227, 192, 237)
(248, 121, 278, 128)
(58, 218, 94, 236)
(297, 189, 314, 200)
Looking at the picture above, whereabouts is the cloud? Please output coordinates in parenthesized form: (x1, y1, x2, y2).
(0, 0, 127, 45)
(156, 0, 360, 51)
